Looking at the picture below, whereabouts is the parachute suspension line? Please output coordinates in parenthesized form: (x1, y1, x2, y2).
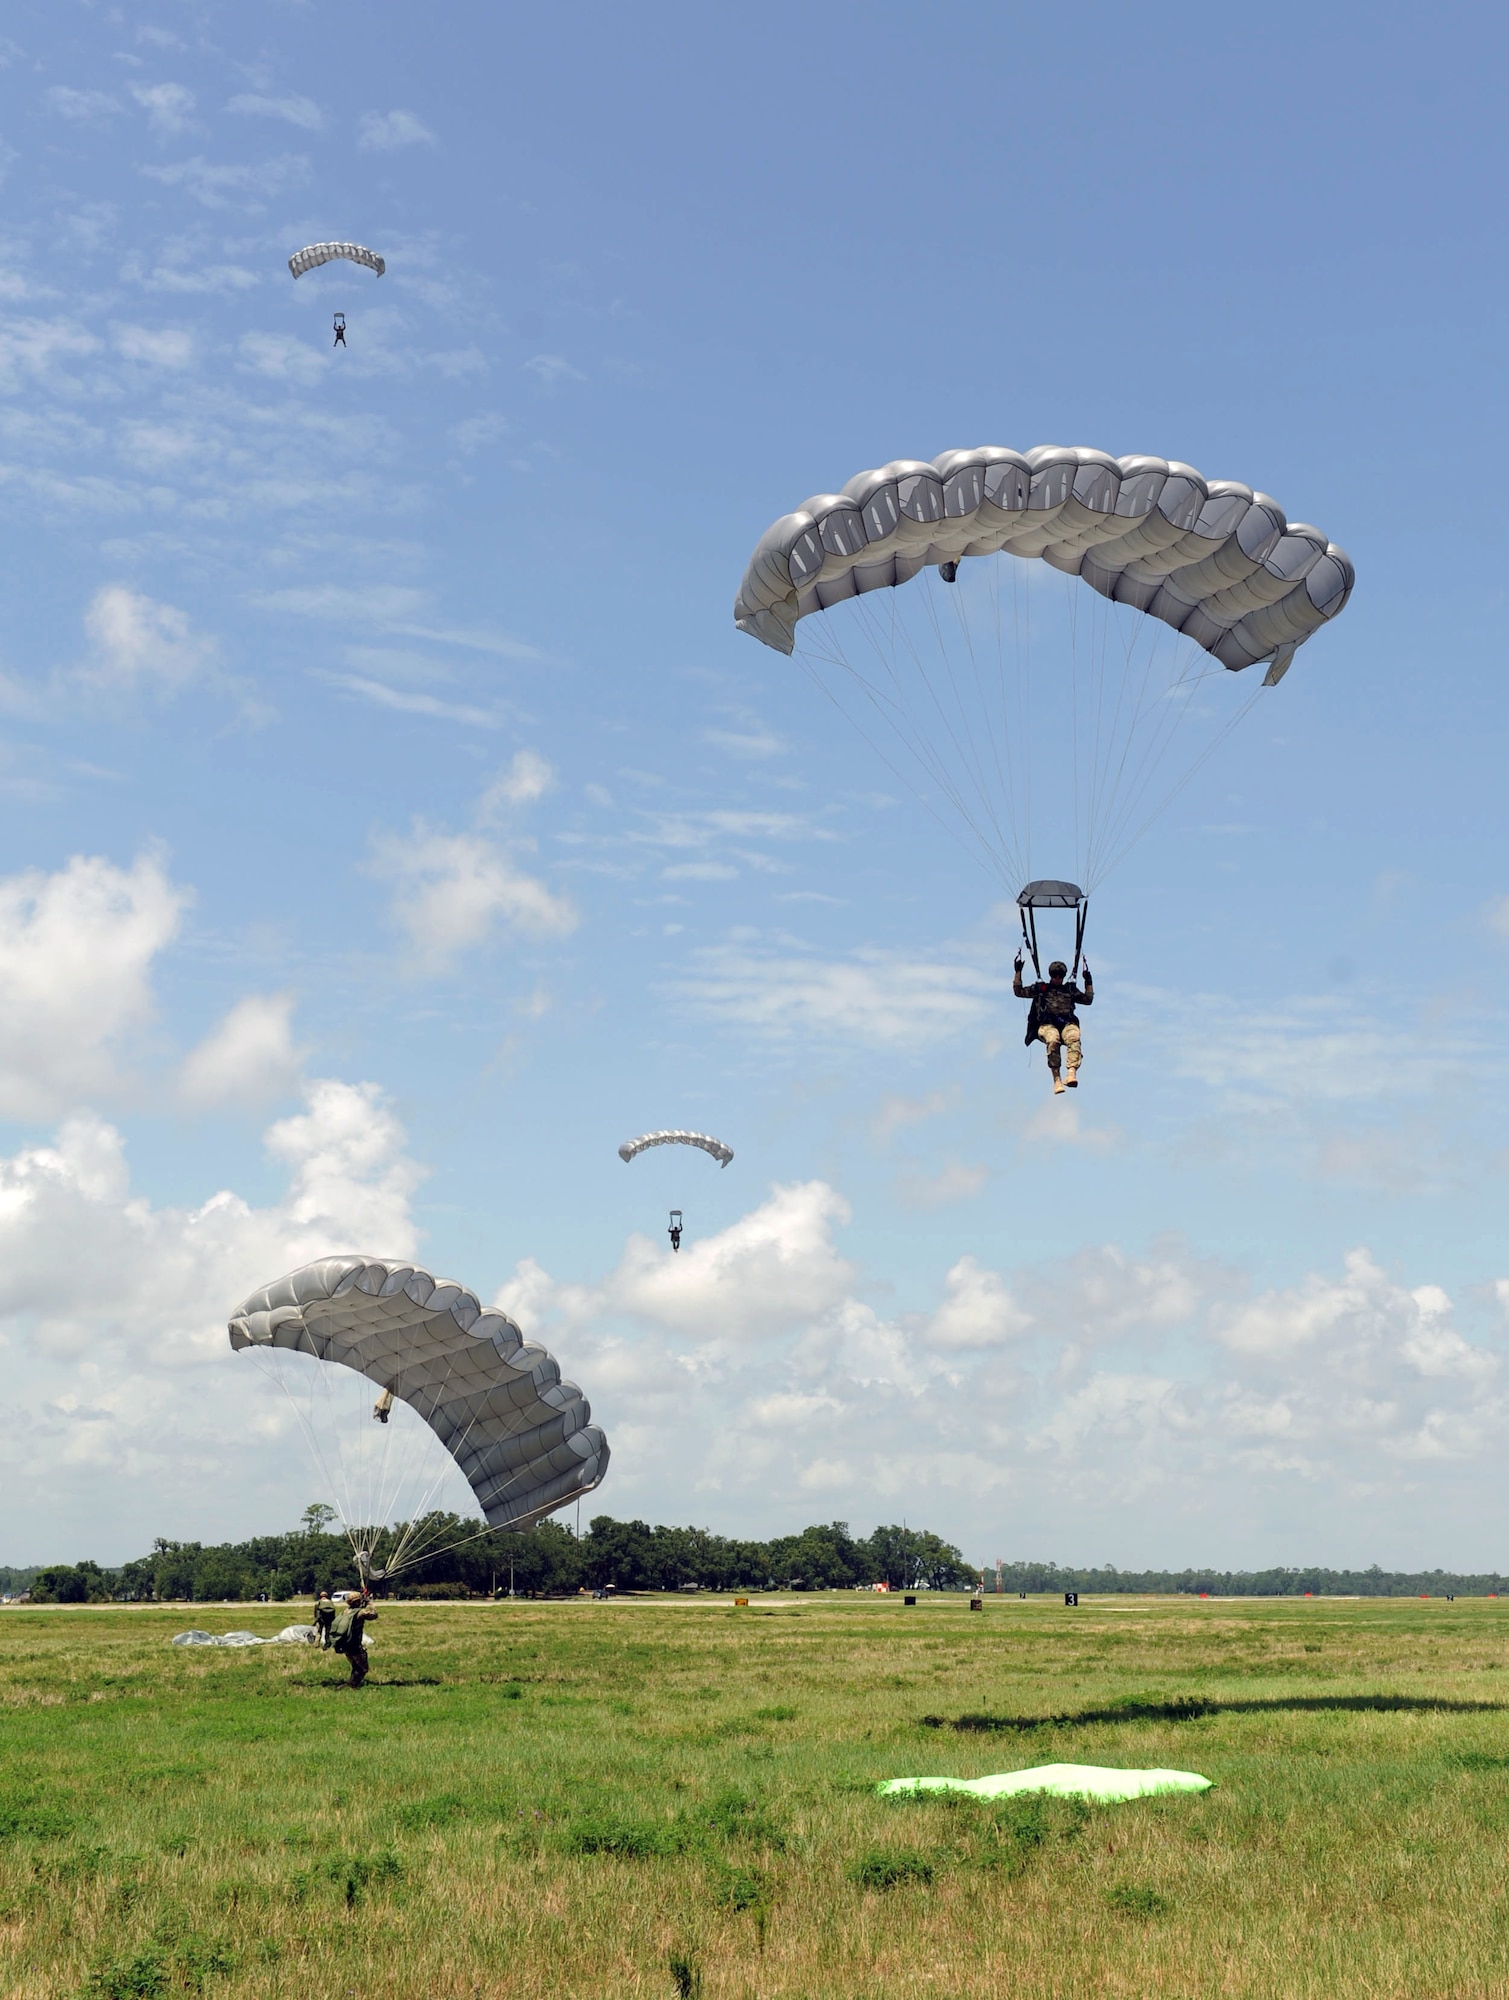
(247, 1345, 369, 1576)
(793, 637, 999, 886)
(800, 610, 1017, 891)
(916, 570, 1022, 886)
(935, 567, 1026, 887)
(1067, 575, 1082, 890)
(1091, 672, 1268, 887)
(985, 558, 1028, 879)
(1084, 623, 1242, 888)
(857, 584, 1018, 886)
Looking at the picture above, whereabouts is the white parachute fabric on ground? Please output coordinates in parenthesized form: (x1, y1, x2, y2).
(734, 447, 1353, 894)
(228, 1259, 609, 1572)
(618, 1131, 734, 1168)
(288, 242, 386, 280)
(878, 1764, 1213, 1804)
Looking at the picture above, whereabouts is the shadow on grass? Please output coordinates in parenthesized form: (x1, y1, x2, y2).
(920, 1693, 1509, 1733)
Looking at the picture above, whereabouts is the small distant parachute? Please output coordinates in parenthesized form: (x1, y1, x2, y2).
(288, 242, 386, 280)
(619, 1130, 734, 1169)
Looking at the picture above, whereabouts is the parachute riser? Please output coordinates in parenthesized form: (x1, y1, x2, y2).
(1018, 897, 1087, 982)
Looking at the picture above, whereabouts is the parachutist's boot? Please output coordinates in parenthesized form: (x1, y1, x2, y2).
(1052, 1070, 1065, 1095)
(1065, 1067, 1078, 1089)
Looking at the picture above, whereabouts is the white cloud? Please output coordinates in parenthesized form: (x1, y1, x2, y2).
(0, 316, 101, 392)
(926, 1256, 1030, 1349)
(894, 1160, 990, 1210)
(113, 323, 195, 368)
(81, 585, 218, 696)
(236, 331, 324, 383)
(610, 1181, 856, 1341)
(524, 354, 584, 388)
(357, 109, 436, 150)
(180, 995, 303, 1110)
(449, 412, 509, 454)
(681, 940, 1003, 1047)
(479, 749, 555, 820)
(131, 82, 196, 135)
(0, 1079, 427, 1552)
(227, 92, 323, 131)
(0, 851, 187, 1119)
(141, 154, 308, 210)
(371, 824, 578, 969)
(45, 87, 119, 122)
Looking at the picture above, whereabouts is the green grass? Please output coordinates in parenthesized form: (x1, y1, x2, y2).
(3, 1593, 1509, 1995)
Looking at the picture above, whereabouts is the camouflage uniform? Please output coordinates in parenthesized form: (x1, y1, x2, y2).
(1015, 972, 1093, 1076)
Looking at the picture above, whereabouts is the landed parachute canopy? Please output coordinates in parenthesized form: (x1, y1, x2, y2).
(1018, 880, 1084, 910)
(288, 242, 386, 280)
(619, 1130, 734, 1169)
(228, 1258, 608, 1535)
(878, 1765, 1213, 1805)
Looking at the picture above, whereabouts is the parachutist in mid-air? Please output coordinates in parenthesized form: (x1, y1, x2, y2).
(1014, 955, 1093, 1094)
(332, 312, 347, 348)
(668, 1208, 683, 1254)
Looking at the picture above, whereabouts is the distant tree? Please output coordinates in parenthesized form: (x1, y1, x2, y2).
(32, 1560, 115, 1604)
(301, 1502, 337, 1535)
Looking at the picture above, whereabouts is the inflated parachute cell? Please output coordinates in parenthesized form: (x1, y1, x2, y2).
(618, 1130, 734, 1168)
(228, 1258, 607, 1531)
(734, 446, 1353, 680)
(288, 242, 386, 280)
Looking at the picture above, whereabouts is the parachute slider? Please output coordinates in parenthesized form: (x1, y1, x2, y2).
(372, 1389, 393, 1424)
(1017, 880, 1084, 909)
(939, 560, 959, 583)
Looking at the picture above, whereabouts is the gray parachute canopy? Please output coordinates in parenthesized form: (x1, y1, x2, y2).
(735, 445, 1352, 679)
(733, 444, 1354, 896)
(288, 242, 386, 280)
(619, 1130, 734, 1169)
(228, 1258, 607, 1533)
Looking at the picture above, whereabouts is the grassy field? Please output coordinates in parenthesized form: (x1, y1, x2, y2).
(3, 1593, 1509, 1998)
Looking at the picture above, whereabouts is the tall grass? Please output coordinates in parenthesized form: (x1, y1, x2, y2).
(2, 1594, 1508, 1996)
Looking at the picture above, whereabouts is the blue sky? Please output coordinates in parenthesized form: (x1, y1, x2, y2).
(3, 1, 1508, 1571)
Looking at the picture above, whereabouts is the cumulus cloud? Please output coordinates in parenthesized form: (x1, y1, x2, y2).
(357, 109, 435, 150)
(81, 585, 219, 696)
(371, 825, 577, 969)
(483, 1187, 1509, 1561)
(926, 1255, 1030, 1349)
(0, 1078, 428, 1552)
(179, 995, 304, 1110)
(0, 851, 187, 1118)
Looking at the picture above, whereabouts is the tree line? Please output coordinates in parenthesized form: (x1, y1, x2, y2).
(24, 1514, 976, 1603)
(21, 1527, 1509, 1605)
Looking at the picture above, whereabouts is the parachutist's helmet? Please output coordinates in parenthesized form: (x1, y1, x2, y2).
(1048, 960, 1068, 977)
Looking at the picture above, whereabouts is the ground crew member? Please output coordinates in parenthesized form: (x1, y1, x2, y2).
(330, 1590, 377, 1687)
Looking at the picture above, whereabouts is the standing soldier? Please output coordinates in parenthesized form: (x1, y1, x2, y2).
(314, 1590, 335, 1649)
(330, 1589, 377, 1688)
